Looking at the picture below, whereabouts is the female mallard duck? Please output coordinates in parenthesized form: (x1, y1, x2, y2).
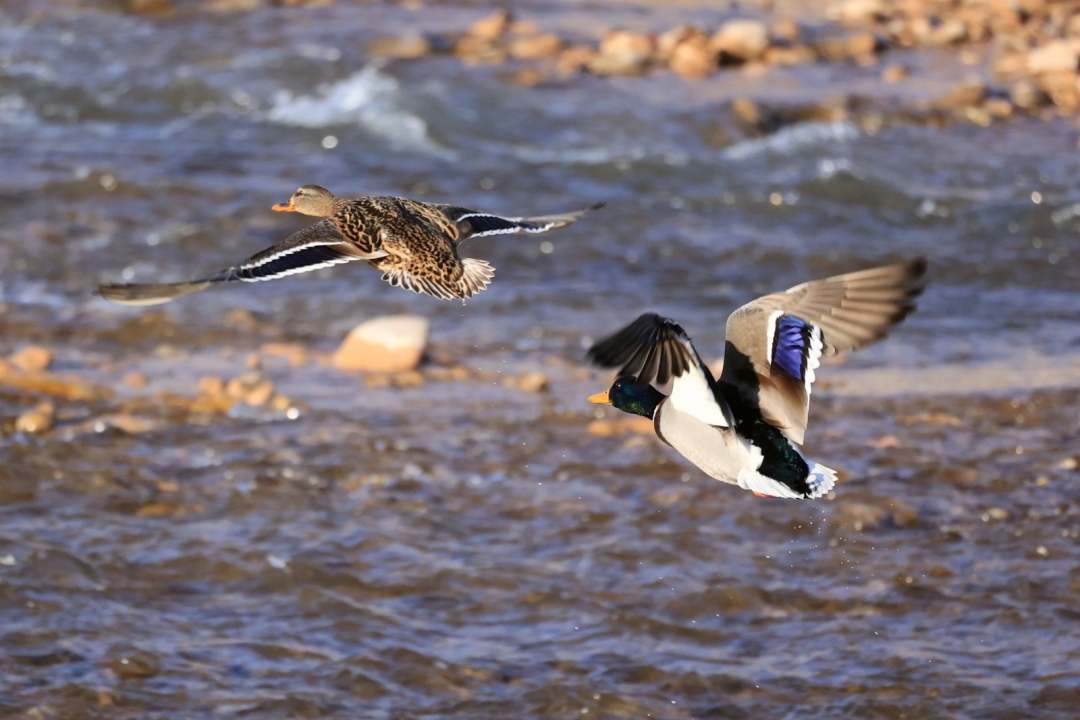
(98, 185, 601, 305)
(586, 259, 927, 499)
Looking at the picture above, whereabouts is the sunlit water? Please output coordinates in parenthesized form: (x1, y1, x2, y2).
(1, 2, 1078, 718)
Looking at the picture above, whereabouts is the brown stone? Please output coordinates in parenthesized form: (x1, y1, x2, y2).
(771, 18, 801, 43)
(96, 413, 160, 434)
(711, 19, 769, 63)
(125, 0, 173, 14)
(1010, 79, 1049, 109)
(657, 25, 703, 60)
(454, 36, 506, 66)
(392, 370, 425, 388)
(368, 34, 433, 60)
(731, 98, 762, 126)
(122, 371, 149, 389)
(203, 0, 262, 10)
(592, 30, 655, 76)
(881, 64, 908, 83)
(15, 402, 55, 434)
(0, 367, 109, 402)
(984, 97, 1014, 119)
(830, 0, 888, 25)
(469, 9, 512, 41)
(508, 33, 564, 61)
(9, 345, 52, 373)
(509, 20, 540, 37)
(556, 45, 596, 75)
(587, 417, 654, 437)
(197, 376, 226, 397)
(515, 372, 550, 393)
(929, 18, 967, 46)
(244, 379, 275, 407)
(1027, 40, 1080, 74)
(332, 315, 428, 373)
(816, 31, 878, 62)
(670, 35, 716, 78)
(764, 45, 815, 66)
(934, 82, 987, 111)
(993, 51, 1027, 79)
(1037, 70, 1080, 110)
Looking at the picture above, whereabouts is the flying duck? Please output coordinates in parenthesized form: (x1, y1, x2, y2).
(98, 185, 601, 305)
(586, 259, 927, 499)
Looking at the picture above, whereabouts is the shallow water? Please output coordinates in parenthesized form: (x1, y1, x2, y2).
(1, 2, 1079, 718)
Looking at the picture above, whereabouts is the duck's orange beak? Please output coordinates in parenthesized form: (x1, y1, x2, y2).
(587, 390, 611, 405)
(272, 201, 296, 213)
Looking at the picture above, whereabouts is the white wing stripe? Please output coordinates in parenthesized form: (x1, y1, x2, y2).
(239, 256, 357, 282)
(764, 310, 783, 369)
(240, 241, 352, 270)
(805, 325, 823, 397)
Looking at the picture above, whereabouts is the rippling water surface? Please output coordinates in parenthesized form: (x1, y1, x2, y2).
(1, 2, 1078, 718)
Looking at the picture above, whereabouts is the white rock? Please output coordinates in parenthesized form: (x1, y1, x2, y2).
(332, 315, 429, 373)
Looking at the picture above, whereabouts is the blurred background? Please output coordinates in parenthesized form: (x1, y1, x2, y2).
(1, 0, 1078, 717)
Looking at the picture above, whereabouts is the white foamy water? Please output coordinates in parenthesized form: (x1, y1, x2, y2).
(721, 121, 860, 161)
(266, 65, 452, 158)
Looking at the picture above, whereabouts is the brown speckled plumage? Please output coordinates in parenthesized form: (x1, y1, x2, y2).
(98, 185, 599, 305)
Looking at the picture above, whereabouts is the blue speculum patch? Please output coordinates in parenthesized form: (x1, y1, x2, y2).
(773, 315, 812, 380)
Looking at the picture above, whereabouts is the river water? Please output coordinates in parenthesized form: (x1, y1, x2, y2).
(1, 2, 1078, 718)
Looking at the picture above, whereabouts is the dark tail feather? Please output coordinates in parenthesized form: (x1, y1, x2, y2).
(97, 279, 217, 306)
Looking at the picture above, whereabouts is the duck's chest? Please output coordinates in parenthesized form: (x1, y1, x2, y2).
(331, 204, 383, 254)
(654, 403, 762, 484)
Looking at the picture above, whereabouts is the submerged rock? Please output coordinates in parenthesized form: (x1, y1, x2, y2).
(332, 315, 429, 373)
(15, 402, 55, 434)
(9, 345, 52, 372)
(469, 9, 512, 42)
(368, 34, 434, 60)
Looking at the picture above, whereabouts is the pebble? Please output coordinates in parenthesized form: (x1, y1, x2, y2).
(1027, 39, 1080, 74)
(332, 315, 428, 374)
(556, 46, 596, 75)
(15, 402, 55, 434)
(509, 33, 563, 61)
(468, 9, 512, 42)
(591, 30, 654, 76)
(670, 36, 716, 78)
(122, 371, 148, 389)
(9, 345, 52, 372)
(587, 417, 654, 438)
(368, 34, 433, 60)
(106, 647, 161, 679)
(711, 19, 770, 62)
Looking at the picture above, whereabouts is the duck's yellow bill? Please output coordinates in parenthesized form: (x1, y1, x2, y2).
(587, 390, 611, 405)
(272, 202, 295, 213)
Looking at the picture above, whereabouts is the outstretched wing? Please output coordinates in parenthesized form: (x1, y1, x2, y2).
(222, 220, 380, 282)
(99, 221, 379, 306)
(439, 202, 603, 241)
(587, 313, 731, 427)
(719, 259, 927, 444)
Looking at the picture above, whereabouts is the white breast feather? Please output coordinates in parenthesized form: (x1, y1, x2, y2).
(667, 364, 728, 427)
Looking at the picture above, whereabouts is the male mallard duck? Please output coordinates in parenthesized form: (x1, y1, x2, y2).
(98, 185, 601, 305)
(586, 260, 927, 499)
